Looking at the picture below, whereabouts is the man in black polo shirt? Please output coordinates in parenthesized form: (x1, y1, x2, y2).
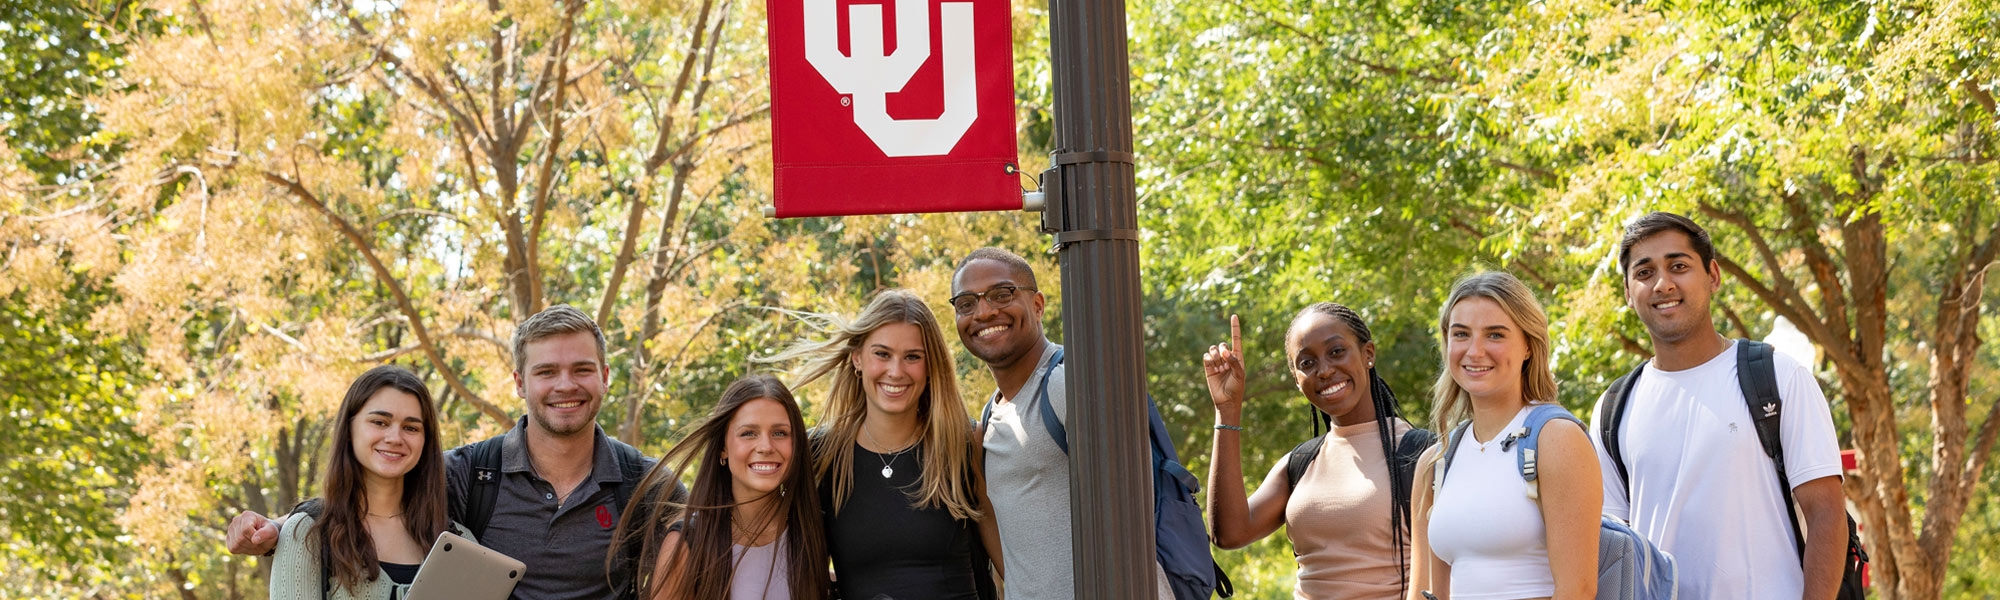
(227, 305, 655, 599)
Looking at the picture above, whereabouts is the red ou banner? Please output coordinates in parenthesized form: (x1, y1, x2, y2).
(765, 0, 1020, 218)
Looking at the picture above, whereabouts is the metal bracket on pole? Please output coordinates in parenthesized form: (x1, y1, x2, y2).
(1037, 164, 1064, 235)
(1049, 149, 1136, 167)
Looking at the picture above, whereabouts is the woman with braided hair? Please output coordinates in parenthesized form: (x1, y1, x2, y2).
(1203, 304, 1435, 599)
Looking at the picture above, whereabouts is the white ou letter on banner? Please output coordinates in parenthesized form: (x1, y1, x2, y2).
(803, 0, 977, 157)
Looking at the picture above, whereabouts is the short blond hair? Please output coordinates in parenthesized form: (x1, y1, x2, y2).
(512, 305, 606, 373)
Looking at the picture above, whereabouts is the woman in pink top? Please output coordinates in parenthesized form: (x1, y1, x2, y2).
(1203, 303, 1435, 599)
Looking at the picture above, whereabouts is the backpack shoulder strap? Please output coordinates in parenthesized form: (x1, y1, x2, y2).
(287, 498, 330, 599)
(462, 435, 506, 539)
(1435, 421, 1472, 490)
(1284, 435, 1326, 490)
(979, 396, 995, 430)
(1391, 428, 1437, 523)
(1035, 348, 1069, 456)
(1144, 395, 1200, 493)
(1599, 360, 1648, 494)
(609, 440, 650, 510)
(1513, 404, 1584, 502)
(1393, 428, 1437, 487)
(1736, 338, 1807, 560)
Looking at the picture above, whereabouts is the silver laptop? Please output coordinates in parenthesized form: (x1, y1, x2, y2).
(404, 532, 525, 600)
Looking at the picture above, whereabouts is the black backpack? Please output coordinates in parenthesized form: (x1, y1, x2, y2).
(1283, 426, 1437, 530)
(1600, 339, 1868, 599)
(452, 434, 657, 600)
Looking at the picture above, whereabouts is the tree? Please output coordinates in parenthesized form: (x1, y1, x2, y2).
(1452, 1, 2000, 597)
(1123, 0, 2000, 597)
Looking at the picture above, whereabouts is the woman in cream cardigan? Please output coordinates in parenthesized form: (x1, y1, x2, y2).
(269, 365, 472, 599)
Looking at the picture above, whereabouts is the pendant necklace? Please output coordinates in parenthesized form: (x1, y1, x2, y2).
(862, 426, 918, 478)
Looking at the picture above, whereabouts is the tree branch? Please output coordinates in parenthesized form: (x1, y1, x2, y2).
(264, 171, 513, 425)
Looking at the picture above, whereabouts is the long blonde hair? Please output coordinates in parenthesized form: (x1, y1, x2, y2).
(762, 289, 981, 520)
(1429, 271, 1560, 432)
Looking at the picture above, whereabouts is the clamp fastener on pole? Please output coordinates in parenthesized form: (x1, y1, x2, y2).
(1049, 150, 1137, 166)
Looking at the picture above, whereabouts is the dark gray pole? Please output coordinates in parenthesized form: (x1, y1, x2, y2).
(1046, 0, 1152, 596)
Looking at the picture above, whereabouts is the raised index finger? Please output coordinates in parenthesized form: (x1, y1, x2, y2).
(1229, 314, 1242, 355)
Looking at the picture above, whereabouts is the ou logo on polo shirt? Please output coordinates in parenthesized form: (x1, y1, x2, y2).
(802, 0, 977, 157)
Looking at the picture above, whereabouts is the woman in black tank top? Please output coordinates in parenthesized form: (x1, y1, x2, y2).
(763, 289, 1000, 599)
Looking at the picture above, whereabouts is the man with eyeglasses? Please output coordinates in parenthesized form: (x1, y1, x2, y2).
(952, 246, 1175, 599)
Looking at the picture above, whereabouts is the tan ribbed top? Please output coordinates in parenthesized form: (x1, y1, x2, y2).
(1284, 418, 1411, 600)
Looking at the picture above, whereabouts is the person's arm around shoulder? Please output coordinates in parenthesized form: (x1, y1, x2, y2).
(267, 512, 319, 600)
(649, 528, 688, 600)
(227, 510, 286, 556)
(1203, 315, 1289, 548)
(1536, 419, 1602, 600)
(972, 422, 1005, 582)
(1405, 443, 1448, 600)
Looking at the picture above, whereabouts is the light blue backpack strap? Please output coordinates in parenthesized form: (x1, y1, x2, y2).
(1513, 403, 1584, 501)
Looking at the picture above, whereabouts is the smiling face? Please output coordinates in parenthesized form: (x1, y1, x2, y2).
(951, 259, 1046, 370)
(1446, 296, 1531, 404)
(515, 330, 608, 438)
(852, 322, 929, 419)
(1286, 312, 1378, 426)
(1624, 229, 1722, 346)
(725, 397, 795, 500)
(351, 386, 427, 483)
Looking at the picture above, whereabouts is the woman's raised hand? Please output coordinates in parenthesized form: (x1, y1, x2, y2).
(1202, 314, 1248, 412)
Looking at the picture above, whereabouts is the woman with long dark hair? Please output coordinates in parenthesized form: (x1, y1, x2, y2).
(269, 365, 462, 599)
(1406, 271, 1600, 600)
(763, 289, 999, 598)
(610, 374, 830, 599)
(1203, 304, 1433, 598)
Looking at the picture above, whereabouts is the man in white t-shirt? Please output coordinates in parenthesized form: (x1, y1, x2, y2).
(1589, 212, 1848, 600)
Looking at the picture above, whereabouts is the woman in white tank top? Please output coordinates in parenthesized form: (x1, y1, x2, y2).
(1404, 272, 1602, 600)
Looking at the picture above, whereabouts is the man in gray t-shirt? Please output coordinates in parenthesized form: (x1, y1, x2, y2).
(951, 247, 1173, 599)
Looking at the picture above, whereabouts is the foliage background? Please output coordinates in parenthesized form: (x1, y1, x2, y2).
(1, 0, 1995, 598)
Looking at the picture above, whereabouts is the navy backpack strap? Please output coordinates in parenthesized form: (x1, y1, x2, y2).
(1284, 435, 1326, 490)
(1599, 360, 1648, 494)
(1035, 348, 1068, 455)
(463, 436, 505, 539)
(1146, 397, 1200, 492)
(1736, 339, 1807, 560)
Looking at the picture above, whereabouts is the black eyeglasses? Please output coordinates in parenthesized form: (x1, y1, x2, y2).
(949, 285, 1037, 315)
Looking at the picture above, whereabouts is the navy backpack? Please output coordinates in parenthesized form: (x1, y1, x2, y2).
(981, 348, 1232, 600)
